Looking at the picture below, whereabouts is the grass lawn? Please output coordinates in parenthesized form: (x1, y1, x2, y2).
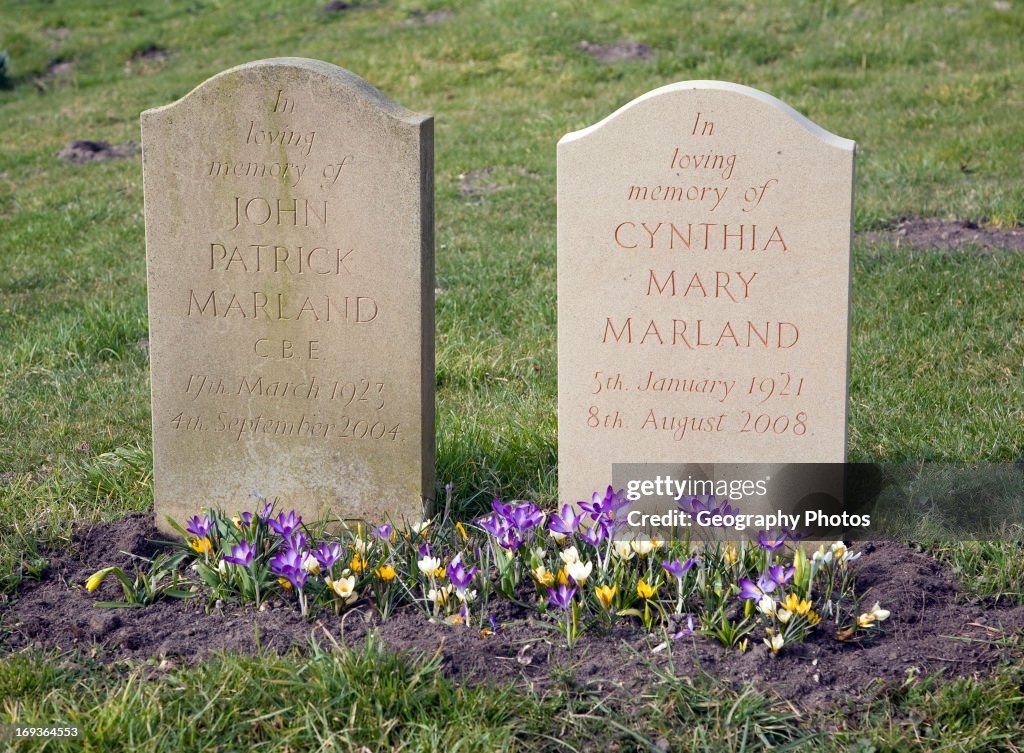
(1, 0, 1023, 750)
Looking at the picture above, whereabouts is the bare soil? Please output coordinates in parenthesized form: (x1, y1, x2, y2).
(4, 515, 1023, 711)
(864, 218, 1024, 252)
(57, 140, 138, 163)
(577, 41, 653, 63)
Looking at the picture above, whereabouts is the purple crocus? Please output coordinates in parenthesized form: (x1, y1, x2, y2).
(270, 547, 308, 589)
(548, 503, 585, 539)
(371, 523, 393, 541)
(268, 511, 302, 537)
(238, 511, 254, 529)
(446, 558, 477, 592)
(258, 501, 275, 521)
(581, 524, 606, 547)
(738, 577, 769, 601)
(757, 529, 787, 552)
(186, 514, 213, 538)
(476, 513, 509, 540)
(313, 542, 342, 571)
(418, 542, 432, 558)
(766, 563, 795, 588)
(282, 530, 307, 553)
(546, 583, 577, 610)
(497, 526, 522, 551)
(491, 498, 514, 519)
(580, 486, 629, 519)
(671, 614, 696, 640)
(662, 558, 698, 579)
(509, 502, 545, 531)
(224, 540, 254, 567)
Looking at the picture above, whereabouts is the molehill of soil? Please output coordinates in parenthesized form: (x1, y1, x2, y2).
(4, 514, 1024, 711)
(864, 218, 1024, 252)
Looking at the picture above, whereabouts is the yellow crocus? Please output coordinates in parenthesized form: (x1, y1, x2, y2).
(595, 584, 616, 610)
(532, 566, 555, 587)
(278, 576, 293, 590)
(85, 567, 115, 592)
(724, 543, 739, 565)
(376, 564, 397, 582)
(191, 536, 212, 555)
(455, 521, 469, 541)
(349, 554, 366, 573)
(637, 578, 657, 600)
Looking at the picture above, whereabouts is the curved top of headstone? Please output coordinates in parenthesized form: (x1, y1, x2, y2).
(559, 80, 854, 152)
(141, 56, 428, 126)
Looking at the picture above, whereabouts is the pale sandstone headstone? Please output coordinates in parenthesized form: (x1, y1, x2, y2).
(558, 81, 854, 510)
(142, 58, 434, 533)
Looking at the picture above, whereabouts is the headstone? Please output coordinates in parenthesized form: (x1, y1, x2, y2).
(557, 81, 854, 510)
(142, 58, 434, 533)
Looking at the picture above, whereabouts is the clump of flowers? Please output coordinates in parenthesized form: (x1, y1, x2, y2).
(84, 489, 890, 654)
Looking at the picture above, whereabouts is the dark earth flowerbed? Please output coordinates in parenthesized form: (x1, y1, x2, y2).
(4, 515, 1024, 711)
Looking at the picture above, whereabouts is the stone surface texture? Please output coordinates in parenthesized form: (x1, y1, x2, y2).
(142, 58, 434, 533)
(557, 81, 854, 506)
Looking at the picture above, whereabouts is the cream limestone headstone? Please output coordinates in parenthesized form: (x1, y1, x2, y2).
(142, 58, 434, 534)
(557, 81, 854, 510)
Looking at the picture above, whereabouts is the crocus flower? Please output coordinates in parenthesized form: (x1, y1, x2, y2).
(662, 558, 697, 579)
(510, 502, 544, 531)
(427, 584, 453, 606)
(327, 575, 358, 605)
(737, 578, 767, 601)
(186, 514, 213, 538)
(497, 527, 522, 551)
(268, 510, 302, 537)
(224, 540, 254, 567)
(446, 559, 477, 593)
(418, 555, 442, 576)
(548, 504, 585, 541)
(476, 513, 509, 540)
(671, 614, 696, 639)
(349, 553, 366, 573)
(410, 518, 431, 535)
(85, 567, 117, 592)
(566, 560, 593, 585)
(636, 578, 657, 600)
(613, 541, 635, 560)
(757, 594, 776, 616)
(376, 563, 397, 581)
(270, 547, 307, 589)
(857, 602, 891, 628)
(312, 542, 342, 571)
(766, 563, 795, 588)
(371, 522, 394, 541)
(631, 538, 660, 556)
(559, 546, 581, 565)
(283, 531, 307, 553)
(595, 584, 616, 610)
(764, 631, 784, 654)
(191, 536, 212, 555)
(546, 583, 576, 610)
(723, 542, 739, 565)
(532, 565, 555, 587)
(491, 498, 514, 519)
(757, 529, 787, 552)
(581, 524, 605, 547)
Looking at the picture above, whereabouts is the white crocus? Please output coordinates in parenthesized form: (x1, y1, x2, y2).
(411, 518, 431, 535)
(566, 559, 593, 584)
(764, 632, 784, 654)
(559, 546, 580, 565)
(614, 541, 635, 560)
(418, 555, 441, 576)
(327, 575, 358, 605)
(757, 595, 776, 617)
(427, 584, 453, 606)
